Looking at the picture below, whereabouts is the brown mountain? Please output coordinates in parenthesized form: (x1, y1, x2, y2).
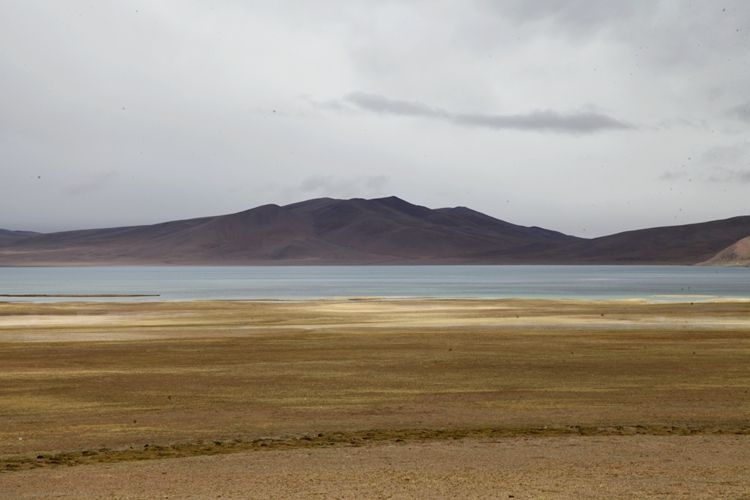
(0, 229, 39, 246)
(1, 197, 748, 265)
(547, 216, 750, 265)
(0, 197, 579, 265)
(700, 235, 750, 267)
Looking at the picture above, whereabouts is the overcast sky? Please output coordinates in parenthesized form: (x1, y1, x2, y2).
(1, 1, 749, 236)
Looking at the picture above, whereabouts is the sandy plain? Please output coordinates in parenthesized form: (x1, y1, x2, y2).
(0, 298, 749, 498)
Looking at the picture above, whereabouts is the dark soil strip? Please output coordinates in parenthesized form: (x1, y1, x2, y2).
(2, 424, 749, 473)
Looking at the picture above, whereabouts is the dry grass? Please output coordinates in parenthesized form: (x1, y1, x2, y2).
(1, 299, 749, 469)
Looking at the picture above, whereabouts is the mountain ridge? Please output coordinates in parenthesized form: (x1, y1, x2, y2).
(0, 229, 40, 246)
(1, 196, 748, 266)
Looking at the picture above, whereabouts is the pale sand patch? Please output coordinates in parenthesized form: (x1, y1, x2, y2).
(1, 436, 748, 499)
(4, 299, 750, 343)
(0, 329, 221, 343)
(317, 315, 750, 330)
(0, 315, 130, 328)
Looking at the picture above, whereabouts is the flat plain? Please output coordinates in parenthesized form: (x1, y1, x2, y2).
(1, 298, 749, 498)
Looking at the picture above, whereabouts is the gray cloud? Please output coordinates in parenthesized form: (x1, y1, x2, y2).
(658, 170, 690, 181)
(707, 167, 750, 183)
(63, 170, 118, 196)
(346, 93, 443, 118)
(345, 92, 633, 134)
(363, 175, 388, 191)
(451, 110, 632, 133)
(729, 102, 750, 123)
(490, 0, 651, 34)
(700, 144, 750, 182)
(660, 143, 750, 184)
(2, 1, 750, 236)
(298, 174, 390, 197)
(478, 1, 750, 70)
(700, 143, 748, 164)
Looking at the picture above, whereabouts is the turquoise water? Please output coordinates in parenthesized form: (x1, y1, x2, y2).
(0, 266, 749, 302)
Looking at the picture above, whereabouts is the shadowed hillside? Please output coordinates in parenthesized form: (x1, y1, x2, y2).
(547, 216, 750, 265)
(1, 197, 748, 265)
(0, 229, 38, 246)
(0, 197, 579, 265)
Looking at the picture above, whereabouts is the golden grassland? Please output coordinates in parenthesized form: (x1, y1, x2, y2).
(0, 298, 749, 472)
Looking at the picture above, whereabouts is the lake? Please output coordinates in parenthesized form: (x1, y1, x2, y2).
(1, 265, 749, 302)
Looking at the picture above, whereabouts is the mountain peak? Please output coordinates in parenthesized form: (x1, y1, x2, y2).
(372, 195, 408, 204)
(2, 197, 750, 265)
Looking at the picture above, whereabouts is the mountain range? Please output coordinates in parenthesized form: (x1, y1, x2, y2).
(0, 196, 748, 266)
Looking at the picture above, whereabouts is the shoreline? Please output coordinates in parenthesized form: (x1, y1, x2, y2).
(3, 295, 750, 306)
(0, 294, 160, 298)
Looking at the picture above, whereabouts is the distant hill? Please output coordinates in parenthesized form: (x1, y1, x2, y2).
(1, 197, 749, 265)
(700, 235, 750, 267)
(548, 216, 750, 265)
(0, 197, 580, 265)
(0, 229, 38, 246)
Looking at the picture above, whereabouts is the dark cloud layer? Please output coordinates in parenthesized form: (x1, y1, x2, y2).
(345, 93, 633, 134)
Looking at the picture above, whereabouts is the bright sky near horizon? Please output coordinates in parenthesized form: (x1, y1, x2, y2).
(1, 1, 749, 236)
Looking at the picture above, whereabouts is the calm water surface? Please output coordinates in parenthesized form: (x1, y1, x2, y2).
(1, 266, 749, 302)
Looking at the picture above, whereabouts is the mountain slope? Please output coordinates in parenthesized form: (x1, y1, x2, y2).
(0, 229, 39, 246)
(1, 198, 748, 265)
(546, 216, 750, 264)
(700, 235, 750, 267)
(0, 197, 581, 265)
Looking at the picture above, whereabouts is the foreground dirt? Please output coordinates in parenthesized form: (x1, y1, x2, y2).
(2, 435, 749, 499)
(0, 298, 749, 497)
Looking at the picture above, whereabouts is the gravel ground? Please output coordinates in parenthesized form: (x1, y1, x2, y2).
(2, 435, 749, 499)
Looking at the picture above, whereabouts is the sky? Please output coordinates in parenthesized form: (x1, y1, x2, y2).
(1, 0, 749, 237)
